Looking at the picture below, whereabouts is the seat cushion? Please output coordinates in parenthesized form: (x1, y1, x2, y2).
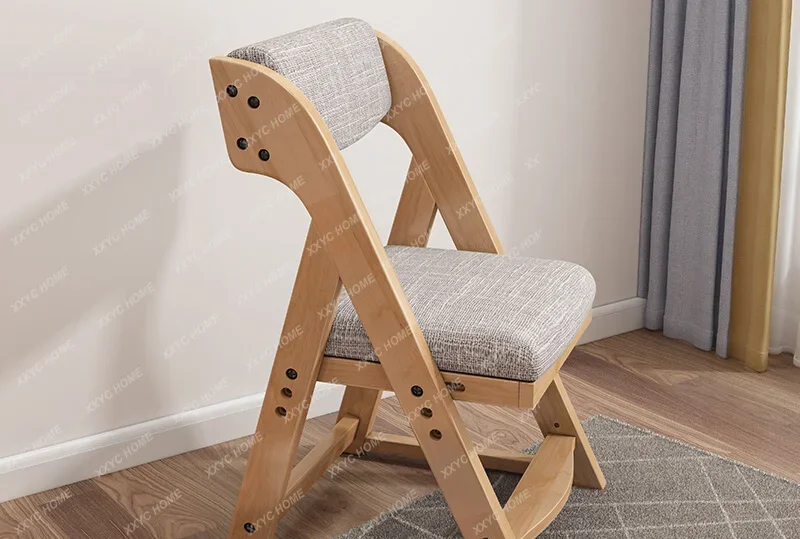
(324, 246, 595, 382)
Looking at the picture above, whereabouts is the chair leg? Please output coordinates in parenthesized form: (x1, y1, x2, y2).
(336, 387, 382, 453)
(533, 374, 606, 489)
(227, 226, 342, 539)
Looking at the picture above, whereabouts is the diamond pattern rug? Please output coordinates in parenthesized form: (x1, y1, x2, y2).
(337, 417, 800, 538)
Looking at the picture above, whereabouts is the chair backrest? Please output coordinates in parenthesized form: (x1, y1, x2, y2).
(228, 18, 391, 150)
(212, 19, 503, 253)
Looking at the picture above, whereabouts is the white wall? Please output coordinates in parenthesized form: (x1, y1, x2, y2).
(0, 0, 651, 499)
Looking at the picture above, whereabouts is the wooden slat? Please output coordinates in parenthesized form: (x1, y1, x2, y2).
(335, 157, 439, 458)
(504, 435, 575, 539)
(534, 375, 606, 489)
(336, 388, 382, 454)
(212, 224, 342, 539)
(318, 356, 533, 408)
(378, 32, 503, 255)
(363, 433, 533, 474)
(388, 156, 438, 247)
(285, 416, 359, 502)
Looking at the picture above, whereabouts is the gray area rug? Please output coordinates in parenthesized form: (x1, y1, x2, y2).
(337, 417, 800, 538)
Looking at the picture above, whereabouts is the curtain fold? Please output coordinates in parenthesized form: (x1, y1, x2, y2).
(728, 0, 792, 371)
(638, 0, 749, 357)
(770, 0, 800, 366)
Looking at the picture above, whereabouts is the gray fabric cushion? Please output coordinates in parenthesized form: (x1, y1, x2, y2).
(324, 246, 596, 382)
(228, 18, 391, 150)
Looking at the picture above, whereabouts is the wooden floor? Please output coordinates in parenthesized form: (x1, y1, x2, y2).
(2, 330, 799, 538)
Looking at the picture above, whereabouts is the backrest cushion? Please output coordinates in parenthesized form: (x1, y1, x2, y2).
(228, 18, 391, 150)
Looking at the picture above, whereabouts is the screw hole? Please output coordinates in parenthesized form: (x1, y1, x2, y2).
(248, 96, 260, 108)
(411, 385, 423, 397)
(445, 381, 466, 393)
(244, 522, 255, 533)
(286, 368, 298, 380)
(430, 429, 442, 440)
(420, 407, 433, 418)
(236, 137, 248, 150)
(258, 149, 270, 161)
(276, 407, 287, 417)
(226, 85, 238, 98)
(281, 387, 293, 398)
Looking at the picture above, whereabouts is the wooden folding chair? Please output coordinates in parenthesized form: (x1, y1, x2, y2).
(209, 18, 605, 539)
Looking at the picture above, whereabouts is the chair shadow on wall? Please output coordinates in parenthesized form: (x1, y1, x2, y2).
(0, 133, 184, 470)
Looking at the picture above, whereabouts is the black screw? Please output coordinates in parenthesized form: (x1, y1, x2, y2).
(286, 368, 298, 380)
(248, 96, 260, 108)
(244, 522, 255, 533)
(411, 385, 423, 397)
(226, 85, 238, 97)
(258, 149, 270, 161)
(554, 422, 560, 429)
(420, 407, 433, 418)
(430, 429, 442, 440)
(236, 137, 248, 150)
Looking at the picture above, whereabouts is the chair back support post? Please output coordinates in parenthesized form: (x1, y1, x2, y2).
(378, 33, 503, 254)
(210, 56, 515, 538)
(387, 155, 438, 247)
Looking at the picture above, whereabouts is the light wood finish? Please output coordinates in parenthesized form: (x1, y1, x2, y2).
(378, 32, 503, 254)
(729, 0, 792, 372)
(318, 355, 537, 408)
(224, 225, 342, 539)
(335, 388, 382, 454)
(363, 432, 534, 474)
(387, 156, 437, 247)
(210, 56, 515, 538)
(504, 435, 575, 539)
(319, 313, 590, 410)
(284, 416, 358, 505)
(317, 355, 391, 388)
(209, 29, 604, 538)
(334, 154, 439, 457)
(2, 332, 799, 539)
(534, 375, 606, 489)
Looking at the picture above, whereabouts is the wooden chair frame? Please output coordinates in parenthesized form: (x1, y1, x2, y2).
(210, 31, 605, 539)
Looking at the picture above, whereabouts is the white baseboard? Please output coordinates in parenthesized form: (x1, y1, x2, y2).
(0, 298, 643, 503)
(579, 297, 646, 345)
(0, 384, 346, 503)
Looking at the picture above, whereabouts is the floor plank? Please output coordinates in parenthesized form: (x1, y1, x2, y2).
(1, 330, 798, 538)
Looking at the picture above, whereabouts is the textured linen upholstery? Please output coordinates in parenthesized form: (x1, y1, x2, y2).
(324, 246, 595, 382)
(228, 18, 391, 150)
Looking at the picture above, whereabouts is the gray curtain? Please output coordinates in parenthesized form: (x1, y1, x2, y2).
(638, 0, 749, 357)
